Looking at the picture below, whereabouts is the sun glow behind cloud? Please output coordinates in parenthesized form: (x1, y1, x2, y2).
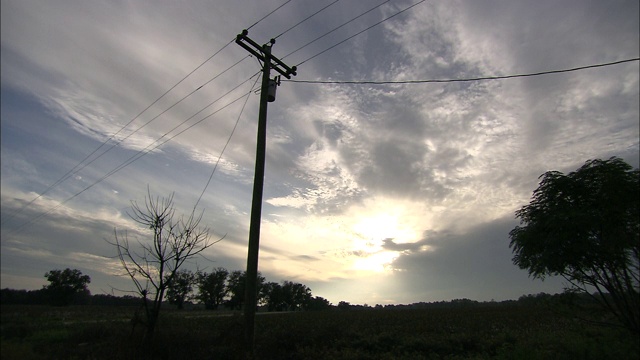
(352, 210, 418, 246)
(259, 196, 432, 283)
(352, 251, 399, 273)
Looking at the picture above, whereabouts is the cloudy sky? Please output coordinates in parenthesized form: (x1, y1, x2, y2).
(1, 0, 638, 306)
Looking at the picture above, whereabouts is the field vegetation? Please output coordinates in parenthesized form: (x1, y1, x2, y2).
(2, 298, 638, 359)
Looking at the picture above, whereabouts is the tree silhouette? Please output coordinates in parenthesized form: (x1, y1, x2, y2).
(263, 282, 285, 311)
(43, 268, 90, 306)
(165, 269, 195, 309)
(262, 281, 312, 311)
(282, 281, 312, 311)
(306, 296, 332, 311)
(510, 157, 639, 332)
(337, 301, 351, 310)
(225, 270, 265, 310)
(196, 268, 229, 310)
(109, 190, 220, 341)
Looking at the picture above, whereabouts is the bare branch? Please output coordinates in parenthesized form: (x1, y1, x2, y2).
(107, 189, 223, 341)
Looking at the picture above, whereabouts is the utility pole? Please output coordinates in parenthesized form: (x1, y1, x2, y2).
(235, 29, 296, 354)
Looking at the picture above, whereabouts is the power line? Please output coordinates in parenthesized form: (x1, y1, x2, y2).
(92, 73, 261, 190)
(62, 55, 251, 182)
(282, 0, 392, 61)
(247, 0, 295, 31)
(5, 86, 256, 237)
(295, 0, 427, 66)
(273, 0, 341, 40)
(89, 55, 250, 157)
(1, 40, 236, 226)
(4, 74, 260, 237)
(3, 0, 299, 227)
(193, 76, 261, 211)
(192, 0, 315, 211)
(283, 58, 640, 84)
(1, 1, 323, 231)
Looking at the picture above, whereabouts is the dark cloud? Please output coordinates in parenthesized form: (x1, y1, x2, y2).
(388, 216, 565, 301)
(313, 119, 347, 146)
(381, 238, 422, 252)
(359, 140, 424, 196)
(294, 254, 321, 262)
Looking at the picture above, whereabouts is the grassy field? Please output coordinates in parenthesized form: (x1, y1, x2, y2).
(1, 303, 638, 359)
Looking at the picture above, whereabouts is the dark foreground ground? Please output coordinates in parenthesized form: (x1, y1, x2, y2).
(1, 303, 638, 359)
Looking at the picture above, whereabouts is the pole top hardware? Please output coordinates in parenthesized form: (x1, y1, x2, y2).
(236, 30, 297, 79)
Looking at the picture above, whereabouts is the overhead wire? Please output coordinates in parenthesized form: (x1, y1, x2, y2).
(192, 0, 347, 211)
(192, 76, 262, 211)
(273, 0, 341, 40)
(3, 0, 303, 233)
(283, 58, 640, 84)
(3, 0, 298, 228)
(60, 55, 251, 179)
(192, 0, 339, 212)
(295, 0, 427, 66)
(191, 0, 314, 210)
(102, 72, 261, 179)
(5, 73, 261, 237)
(281, 0, 392, 61)
(4, 0, 426, 232)
(1, 40, 237, 226)
(246, 0, 295, 31)
(87, 76, 261, 199)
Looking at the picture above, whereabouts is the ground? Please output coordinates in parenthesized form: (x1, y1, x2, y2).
(1, 303, 638, 359)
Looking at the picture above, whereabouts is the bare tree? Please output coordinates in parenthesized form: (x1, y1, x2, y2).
(109, 190, 220, 341)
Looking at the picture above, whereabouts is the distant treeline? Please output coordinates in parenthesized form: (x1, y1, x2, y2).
(1, 287, 596, 310)
(0, 288, 140, 306)
(363, 292, 598, 310)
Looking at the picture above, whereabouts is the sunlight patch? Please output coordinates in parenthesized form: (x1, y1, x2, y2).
(352, 251, 399, 273)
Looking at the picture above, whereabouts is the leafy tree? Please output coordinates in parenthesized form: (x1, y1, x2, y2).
(509, 157, 639, 332)
(165, 269, 196, 309)
(263, 282, 285, 311)
(337, 301, 351, 310)
(43, 268, 91, 306)
(1, 288, 47, 305)
(225, 270, 264, 310)
(225, 270, 245, 310)
(196, 268, 229, 310)
(306, 296, 332, 311)
(109, 190, 220, 341)
(262, 281, 312, 312)
(89, 294, 141, 306)
(282, 281, 312, 311)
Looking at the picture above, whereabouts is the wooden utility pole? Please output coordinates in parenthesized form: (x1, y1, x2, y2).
(235, 29, 296, 354)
